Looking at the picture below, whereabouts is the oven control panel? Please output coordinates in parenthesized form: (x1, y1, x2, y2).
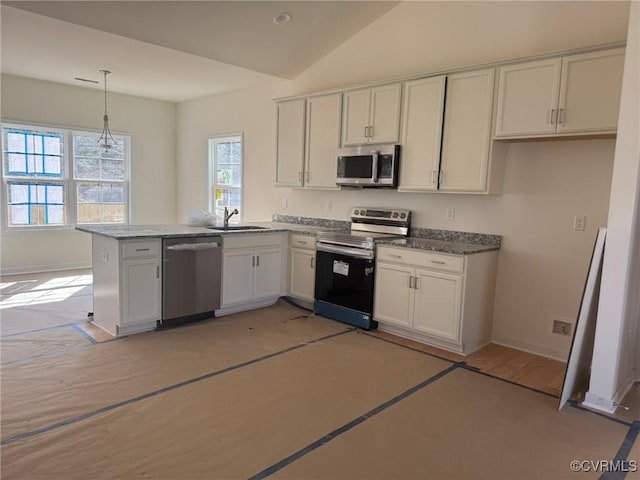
(351, 207, 410, 225)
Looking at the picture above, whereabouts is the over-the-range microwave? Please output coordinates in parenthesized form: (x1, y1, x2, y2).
(336, 144, 400, 188)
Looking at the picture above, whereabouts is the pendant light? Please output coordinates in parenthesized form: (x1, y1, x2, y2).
(97, 69, 116, 150)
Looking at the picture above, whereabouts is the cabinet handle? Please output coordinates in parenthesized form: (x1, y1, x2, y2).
(369, 125, 374, 138)
(156, 266, 160, 279)
(431, 170, 437, 184)
(256, 255, 260, 267)
(298, 171, 303, 183)
(310, 257, 314, 268)
(252, 256, 255, 267)
(408, 275, 414, 289)
(389, 254, 402, 259)
(364, 126, 369, 138)
(550, 108, 555, 125)
(558, 108, 564, 125)
(439, 170, 445, 185)
(136, 248, 150, 252)
(305, 171, 310, 183)
(298, 240, 308, 245)
(431, 260, 446, 265)
(414, 277, 420, 290)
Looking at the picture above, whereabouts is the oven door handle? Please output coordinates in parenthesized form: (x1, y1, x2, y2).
(316, 243, 374, 260)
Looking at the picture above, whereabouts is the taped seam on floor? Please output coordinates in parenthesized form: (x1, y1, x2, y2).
(362, 331, 458, 364)
(1, 321, 81, 338)
(600, 420, 640, 480)
(568, 399, 633, 428)
(248, 362, 461, 480)
(0, 327, 355, 446)
(71, 324, 98, 344)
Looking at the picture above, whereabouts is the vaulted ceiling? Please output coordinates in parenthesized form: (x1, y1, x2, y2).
(1, 1, 399, 102)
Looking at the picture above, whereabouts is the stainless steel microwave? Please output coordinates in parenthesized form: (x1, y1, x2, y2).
(336, 144, 400, 187)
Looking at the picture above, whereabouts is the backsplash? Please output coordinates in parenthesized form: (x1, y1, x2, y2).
(272, 214, 501, 248)
(272, 214, 350, 230)
(410, 227, 502, 248)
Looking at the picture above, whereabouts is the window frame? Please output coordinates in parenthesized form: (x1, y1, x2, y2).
(208, 133, 243, 223)
(1, 122, 131, 232)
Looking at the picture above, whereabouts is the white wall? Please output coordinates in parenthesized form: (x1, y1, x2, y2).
(176, 1, 628, 360)
(1, 74, 177, 274)
(586, 1, 640, 413)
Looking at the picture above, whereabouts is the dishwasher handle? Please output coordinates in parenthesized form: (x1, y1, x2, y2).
(166, 241, 219, 251)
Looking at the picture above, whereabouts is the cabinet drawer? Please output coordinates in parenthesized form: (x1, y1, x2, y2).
(290, 234, 315, 249)
(377, 247, 464, 273)
(121, 239, 161, 259)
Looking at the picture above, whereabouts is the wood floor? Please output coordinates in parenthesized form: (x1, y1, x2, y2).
(368, 330, 566, 397)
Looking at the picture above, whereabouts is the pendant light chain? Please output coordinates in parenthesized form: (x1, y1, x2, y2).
(97, 69, 116, 150)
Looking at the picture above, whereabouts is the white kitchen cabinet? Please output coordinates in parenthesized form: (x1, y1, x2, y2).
(304, 93, 342, 189)
(342, 83, 402, 146)
(439, 68, 495, 193)
(288, 234, 316, 304)
(91, 237, 161, 337)
(398, 76, 446, 192)
(218, 233, 286, 315)
(494, 48, 625, 138)
(374, 245, 497, 355)
(275, 98, 306, 186)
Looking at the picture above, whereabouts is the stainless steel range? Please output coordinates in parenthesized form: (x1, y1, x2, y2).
(314, 207, 411, 329)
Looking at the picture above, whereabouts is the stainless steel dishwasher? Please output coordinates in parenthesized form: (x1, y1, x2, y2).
(161, 236, 222, 326)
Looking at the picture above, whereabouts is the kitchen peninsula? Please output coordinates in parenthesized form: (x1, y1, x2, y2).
(78, 219, 501, 355)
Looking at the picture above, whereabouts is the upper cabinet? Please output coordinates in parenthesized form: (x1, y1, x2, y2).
(275, 98, 306, 187)
(304, 93, 342, 189)
(275, 94, 341, 190)
(398, 76, 446, 192)
(342, 83, 402, 146)
(439, 69, 496, 192)
(398, 69, 498, 194)
(495, 48, 625, 138)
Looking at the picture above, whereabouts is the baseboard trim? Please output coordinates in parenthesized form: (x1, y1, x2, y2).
(215, 297, 279, 317)
(0, 262, 91, 276)
(491, 337, 568, 363)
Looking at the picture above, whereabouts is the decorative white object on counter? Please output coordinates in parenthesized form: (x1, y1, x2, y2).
(186, 208, 219, 227)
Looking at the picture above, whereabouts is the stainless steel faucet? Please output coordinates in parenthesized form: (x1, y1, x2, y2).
(223, 206, 239, 227)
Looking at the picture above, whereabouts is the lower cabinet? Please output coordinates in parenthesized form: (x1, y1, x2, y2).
(218, 233, 286, 315)
(92, 236, 161, 337)
(374, 245, 497, 355)
(288, 234, 316, 304)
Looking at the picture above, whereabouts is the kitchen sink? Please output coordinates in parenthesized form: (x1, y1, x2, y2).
(207, 225, 269, 231)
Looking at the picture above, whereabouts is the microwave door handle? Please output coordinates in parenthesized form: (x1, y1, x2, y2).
(372, 151, 379, 183)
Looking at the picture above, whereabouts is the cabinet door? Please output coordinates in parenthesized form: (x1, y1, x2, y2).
(253, 247, 282, 300)
(342, 88, 371, 146)
(275, 99, 305, 186)
(305, 93, 342, 189)
(121, 258, 161, 325)
(289, 248, 315, 302)
(369, 83, 402, 144)
(222, 249, 254, 306)
(494, 58, 561, 137)
(373, 263, 413, 328)
(412, 269, 462, 342)
(557, 48, 625, 134)
(398, 76, 446, 192)
(439, 69, 495, 192)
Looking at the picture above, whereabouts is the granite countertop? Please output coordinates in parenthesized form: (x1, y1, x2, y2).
(75, 222, 339, 240)
(379, 237, 500, 255)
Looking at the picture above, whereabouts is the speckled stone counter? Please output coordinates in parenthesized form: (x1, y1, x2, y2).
(380, 237, 500, 255)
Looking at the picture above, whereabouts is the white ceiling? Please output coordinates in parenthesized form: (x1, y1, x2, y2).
(0, 1, 399, 102)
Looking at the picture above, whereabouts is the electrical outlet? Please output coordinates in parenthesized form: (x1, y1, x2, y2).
(325, 201, 332, 212)
(446, 208, 455, 221)
(573, 215, 586, 231)
(281, 198, 288, 209)
(551, 318, 573, 336)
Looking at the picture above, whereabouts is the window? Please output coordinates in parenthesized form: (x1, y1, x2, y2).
(1, 124, 130, 229)
(209, 134, 242, 222)
(73, 132, 127, 224)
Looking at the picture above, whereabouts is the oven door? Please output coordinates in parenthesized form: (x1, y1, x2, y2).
(314, 249, 375, 327)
